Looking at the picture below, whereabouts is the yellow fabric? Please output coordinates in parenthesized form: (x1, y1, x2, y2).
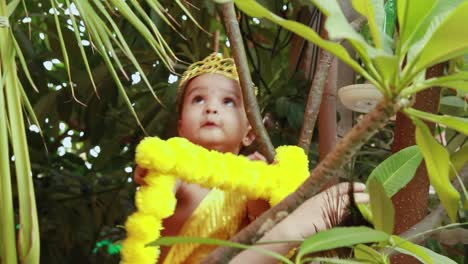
(163, 189, 247, 264)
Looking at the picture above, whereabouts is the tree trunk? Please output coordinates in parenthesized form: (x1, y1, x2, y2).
(390, 63, 444, 264)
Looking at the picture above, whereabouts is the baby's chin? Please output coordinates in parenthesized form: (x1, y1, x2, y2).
(194, 138, 238, 153)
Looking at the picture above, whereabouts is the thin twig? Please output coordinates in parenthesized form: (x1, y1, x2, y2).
(297, 16, 365, 152)
(297, 49, 333, 152)
(219, 2, 275, 162)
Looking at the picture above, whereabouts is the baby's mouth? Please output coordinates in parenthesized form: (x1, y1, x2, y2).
(202, 121, 218, 128)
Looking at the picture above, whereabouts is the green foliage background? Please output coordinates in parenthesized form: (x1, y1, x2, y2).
(4, 0, 466, 263)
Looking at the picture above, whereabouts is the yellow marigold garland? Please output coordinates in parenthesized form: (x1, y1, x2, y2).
(121, 137, 309, 264)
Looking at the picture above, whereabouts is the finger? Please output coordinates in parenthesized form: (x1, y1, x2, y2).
(255, 152, 267, 162)
(325, 182, 351, 195)
(325, 182, 367, 196)
(354, 193, 370, 204)
(247, 152, 267, 162)
(352, 182, 367, 192)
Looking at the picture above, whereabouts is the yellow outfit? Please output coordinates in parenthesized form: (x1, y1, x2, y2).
(163, 189, 248, 264)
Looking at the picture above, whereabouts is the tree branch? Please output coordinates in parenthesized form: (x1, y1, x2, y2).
(203, 98, 400, 263)
(298, 49, 332, 152)
(297, 16, 365, 152)
(219, 2, 276, 162)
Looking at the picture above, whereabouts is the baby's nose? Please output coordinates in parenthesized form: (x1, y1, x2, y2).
(205, 107, 218, 114)
(205, 101, 219, 114)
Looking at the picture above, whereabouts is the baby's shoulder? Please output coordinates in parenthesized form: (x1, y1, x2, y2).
(176, 182, 210, 207)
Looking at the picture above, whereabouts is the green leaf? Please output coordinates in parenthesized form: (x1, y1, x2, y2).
(396, 0, 437, 52)
(410, 2, 468, 76)
(2, 44, 40, 264)
(64, 0, 97, 96)
(367, 145, 423, 197)
(413, 118, 461, 222)
(402, 71, 468, 96)
(373, 54, 398, 91)
(93, 0, 163, 104)
(351, 0, 385, 49)
(233, 0, 372, 83)
(108, 0, 175, 70)
(149, 236, 293, 264)
(6, 0, 19, 16)
(405, 108, 468, 135)
(356, 203, 373, 225)
(312, 0, 387, 83)
(354, 244, 386, 263)
(301, 257, 366, 264)
(368, 178, 394, 234)
(49, 0, 80, 105)
(0, 52, 18, 264)
(391, 236, 434, 264)
(383, 0, 397, 38)
(296, 227, 389, 261)
(175, 0, 208, 34)
(11, 34, 38, 92)
(398, 0, 464, 58)
(420, 245, 458, 264)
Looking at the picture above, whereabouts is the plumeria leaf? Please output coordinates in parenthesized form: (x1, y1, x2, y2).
(413, 118, 460, 222)
(391, 236, 434, 264)
(149, 236, 293, 264)
(233, 0, 372, 82)
(296, 227, 389, 261)
(402, 71, 468, 96)
(351, 0, 385, 49)
(354, 244, 386, 263)
(405, 108, 468, 135)
(368, 178, 394, 234)
(409, 2, 468, 79)
(367, 145, 422, 197)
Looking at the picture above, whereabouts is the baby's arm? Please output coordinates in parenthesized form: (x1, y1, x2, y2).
(230, 183, 369, 264)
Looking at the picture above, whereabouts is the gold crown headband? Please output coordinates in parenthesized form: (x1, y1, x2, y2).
(176, 53, 239, 111)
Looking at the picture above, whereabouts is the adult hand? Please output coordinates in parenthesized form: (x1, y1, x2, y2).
(272, 182, 369, 240)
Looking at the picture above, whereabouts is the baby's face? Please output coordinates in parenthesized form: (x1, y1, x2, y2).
(178, 73, 253, 154)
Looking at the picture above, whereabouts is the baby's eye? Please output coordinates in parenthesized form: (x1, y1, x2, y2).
(223, 97, 236, 107)
(192, 95, 204, 104)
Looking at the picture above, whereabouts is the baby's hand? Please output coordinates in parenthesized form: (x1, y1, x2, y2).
(133, 165, 148, 185)
(246, 151, 267, 162)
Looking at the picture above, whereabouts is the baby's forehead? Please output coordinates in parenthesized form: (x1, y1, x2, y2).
(185, 73, 241, 96)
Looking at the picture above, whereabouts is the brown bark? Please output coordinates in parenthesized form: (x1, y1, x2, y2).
(219, 2, 276, 162)
(298, 49, 333, 152)
(391, 63, 444, 264)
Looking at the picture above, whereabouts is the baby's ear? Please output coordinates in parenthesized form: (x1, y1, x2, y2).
(242, 126, 256, 147)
